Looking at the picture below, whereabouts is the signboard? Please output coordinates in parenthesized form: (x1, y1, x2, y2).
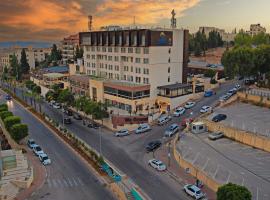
(151, 31, 173, 46)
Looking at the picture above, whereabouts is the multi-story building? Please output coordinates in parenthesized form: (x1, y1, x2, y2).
(199, 26, 236, 42)
(246, 24, 266, 36)
(61, 34, 79, 64)
(80, 27, 191, 114)
(0, 47, 51, 70)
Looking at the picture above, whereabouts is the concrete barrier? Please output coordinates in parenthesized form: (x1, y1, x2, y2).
(173, 134, 221, 192)
(203, 119, 270, 153)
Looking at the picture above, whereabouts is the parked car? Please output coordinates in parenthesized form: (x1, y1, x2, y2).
(5, 95, 12, 101)
(49, 100, 56, 106)
(164, 123, 179, 137)
(148, 159, 166, 171)
(235, 83, 241, 90)
(115, 129, 129, 137)
(135, 123, 151, 134)
(173, 107, 185, 117)
(27, 138, 36, 149)
(64, 117, 72, 124)
(64, 109, 73, 116)
(38, 153, 51, 165)
(73, 113, 82, 120)
(200, 106, 212, 113)
(219, 94, 230, 102)
(146, 140, 162, 152)
(157, 115, 172, 125)
(204, 90, 213, 97)
(184, 101, 196, 109)
(183, 184, 205, 200)
(212, 114, 227, 122)
(227, 88, 237, 97)
(33, 145, 44, 156)
(208, 131, 224, 140)
(88, 122, 100, 129)
(52, 102, 61, 109)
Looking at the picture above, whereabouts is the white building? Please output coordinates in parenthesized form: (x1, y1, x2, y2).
(79, 27, 192, 114)
(199, 26, 237, 42)
(246, 24, 266, 36)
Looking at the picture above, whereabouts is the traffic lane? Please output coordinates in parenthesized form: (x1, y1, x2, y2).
(0, 93, 114, 200)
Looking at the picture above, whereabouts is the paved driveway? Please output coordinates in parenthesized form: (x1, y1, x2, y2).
(209, 102, 270, 137)
(178, 132, 270, 200)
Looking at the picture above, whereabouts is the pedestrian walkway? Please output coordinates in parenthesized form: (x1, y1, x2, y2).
(45, 177, 85, 189)
(155, 143, 216, 200)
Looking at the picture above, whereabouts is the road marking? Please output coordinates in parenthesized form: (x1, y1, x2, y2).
(226, 172, 231, 183)
(77, 177, 84, 186)
(63, 179, 69, 187)
(52, 179, 58, 187)
(257, 187, 259, 200)
(241, 177, 245, 186)
(72, 178, 78, 186)
(67, 177, 73, 187)
(213, 165, 219, 178)
(203, 158, 210, 171)
(57, 179, 63, 188)
(47, 179, 52, 188)
(192, 152, 200, 164)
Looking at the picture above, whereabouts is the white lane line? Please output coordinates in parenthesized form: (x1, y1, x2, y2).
(203, 158, 210, 171)
(226, 172, 231, 183)
(213, 165, 219, 178)
(47, 179, 52, 188)
(192, 152, 200, 164)
(52, 179, 58, 188)
(63, 179, 69, 187)
(57, 179, 63, 188)
(241, 177, 245, 186)
(257, 187, 259, 200)
(67, 178, 73, 187)
(72, 177, 78, 186)
(77, 178, 84, 186)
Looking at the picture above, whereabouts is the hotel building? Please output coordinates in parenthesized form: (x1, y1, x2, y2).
(79, 27, 191, 114)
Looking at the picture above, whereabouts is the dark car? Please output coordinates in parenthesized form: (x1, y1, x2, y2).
(146, 140, 162, 152)
(64, 109, 73, 116)
(73, 113, 82, 120)
(87, 122, 100, 129)
(64, 117, 72, 124)
(5, 95, 12, 101)
(212, 114, 227, 122)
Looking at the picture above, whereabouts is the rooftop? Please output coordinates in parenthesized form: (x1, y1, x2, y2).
(157, 83, 191, 90)
(43, 73, 66, 79)
(69, 74, 90, 83)
(42, 66, 69, 73)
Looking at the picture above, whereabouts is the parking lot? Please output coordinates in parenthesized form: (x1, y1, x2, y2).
(178, 133, 270, 200)
(209, 102, 270, 137)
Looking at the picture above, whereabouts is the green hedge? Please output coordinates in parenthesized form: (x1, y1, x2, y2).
(10, 124, 28, 143)
(0, 103, 8, 112)
(4, 116, 21, 131)
(0, 111, 13, 120)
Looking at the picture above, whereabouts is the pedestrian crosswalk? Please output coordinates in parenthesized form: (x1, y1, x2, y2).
(46, 177, 85, 188)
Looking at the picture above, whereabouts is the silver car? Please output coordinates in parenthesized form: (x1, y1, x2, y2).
(164, 123, 179, 137)
(157, 115, 172, 126)
(135, 124, 151, 134)
(115, 129, 129, 137)
(208, 131, 224, 140)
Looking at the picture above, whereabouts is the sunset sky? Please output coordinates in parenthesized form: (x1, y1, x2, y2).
(0, 0, 270, 42)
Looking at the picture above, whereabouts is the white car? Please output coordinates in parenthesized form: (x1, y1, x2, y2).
(33, 145, 44, 156)
(183, 184, 205, 199)
(200, 106, 212, 113)
(184, 101, 196, 109)
(157, 115, 172, 125)
(235, 83, 241, 90)
(164, 123, 179, 137)
(115, 129, 129, 137)
(135, 123, 151, 134)
(53, 102, 61, 109)
(39, 153, 51, 165)
(148, 159, 166, 171)
(49, 100, 55, 106)
(173, 107, 185, 117)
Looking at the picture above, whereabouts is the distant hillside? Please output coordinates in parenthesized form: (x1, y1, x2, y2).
(0, 41, 53, 48)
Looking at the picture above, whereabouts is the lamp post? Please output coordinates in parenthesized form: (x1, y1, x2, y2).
(168, 142, 171, 167)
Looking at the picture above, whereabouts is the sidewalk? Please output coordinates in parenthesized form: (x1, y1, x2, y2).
(155, 143, 216, 200)
(15, 150, 46, 200)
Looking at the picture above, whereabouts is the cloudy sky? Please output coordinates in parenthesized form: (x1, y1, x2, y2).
(0, 0, 270, 42)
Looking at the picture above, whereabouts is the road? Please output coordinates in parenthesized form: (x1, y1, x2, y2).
(0, 89, 114, 200)
(2, 80, 237, 200)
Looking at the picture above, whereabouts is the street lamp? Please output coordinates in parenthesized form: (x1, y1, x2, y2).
(168, 142, 171, 167)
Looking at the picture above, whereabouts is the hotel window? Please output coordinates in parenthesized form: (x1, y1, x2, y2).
(143, 68, 149, 75)
(115, 74, 120, 80)
(108, 47, 112, 52)
(109, 73, 113, 79)
(108, 56, 112, 61)
(143, 78, 149, 84)
(112, 35, 115, 44)
(123, 75, 127, 80)
(168, 76, 170, 82)
(130, 66, 133, 72)
(168, 58, 170, 63)
(91, 55, 95, 59)
(141, 34, 146, 46)
(143, 48, 149, 54)
(124, 66, 129, 71)
(115, 65, 119, 71)
(91, 47, 95, 51)
(86, 46, 90, 51)
(86, 54, 90, 59)
(126, 35, 130, 45)
(92, 70, 96, 75)
(92, 63, 96, 68)
(133, 34, 137, 46)
(135, 67, 141, 74)
(104, 55, 107, 60)
(119, 35, 122, 45)
(109, 65, 113, 70)
(168, 48, 171, 54)
(105, 64, 107, 69)
(97, 47, 100, 52)
(143, 58, 149, 64)
(121, 47, 126, 53)
(130, 57, 133, 63)
(114, 47, 119, 52)
(135, 58, 141, 63)
(115, 56, 119, 61)
(102, 47, 106, 52)
(168, 67, 170, 73)
(135, 77, 141, 83)
(128, 48, 133, 53)
(127, 75, 133, 82)
(135, 47, 141, 54)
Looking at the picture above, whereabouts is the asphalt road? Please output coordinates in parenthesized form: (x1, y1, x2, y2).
(0, 89, 114, 200)
(2, 80, 237, 200)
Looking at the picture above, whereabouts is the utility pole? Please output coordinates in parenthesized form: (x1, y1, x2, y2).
(168, 142, 171, 167)
(99, 126, 102, 156)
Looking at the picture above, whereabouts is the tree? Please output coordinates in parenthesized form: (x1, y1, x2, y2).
(4, 116, 21, 131)
(50, 44, 58, 61)
(20, 49, 30, 74)
(234, 32, 252, 47)
(32, 85, 41, 94)
(0, 103, 8, 112)
(0, 111, 13, 120)
(217, 183, 252, 200)
(10, 124, 28, 143)
(204, 69, 216, 78)
(57, 89, 74, 106)
(10, 54, 21, 80)
(252, 32, 270, 46)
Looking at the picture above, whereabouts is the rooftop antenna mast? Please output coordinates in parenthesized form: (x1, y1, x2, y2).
(171, 9, 176, 29)
(88, 15, 92, 31)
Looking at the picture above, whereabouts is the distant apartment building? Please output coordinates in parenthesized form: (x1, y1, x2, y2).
(80, 27, 191, 113)
(246, 24, 266, 36)
(0, 47, 50, 70)
(199, 26, 236, 42)
(61, 34, 79, 64)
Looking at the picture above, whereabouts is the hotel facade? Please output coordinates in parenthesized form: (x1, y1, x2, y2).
(79, 27, 190, 114)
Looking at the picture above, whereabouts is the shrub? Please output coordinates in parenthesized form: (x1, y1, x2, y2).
(217, 183, 252, 200)
(0, 111, 13, 120)
(10, 124, 28, 143)
(4, 116, 21, 131)
(0, 104, 8, 112)
(210, 78, 218, 84)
